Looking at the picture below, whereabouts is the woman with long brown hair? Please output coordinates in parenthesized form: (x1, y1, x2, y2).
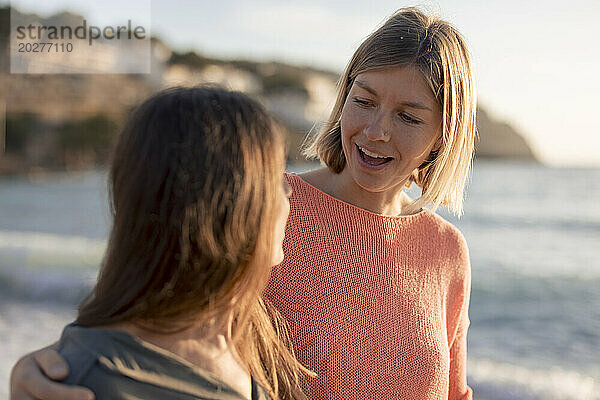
(13, 86, 309, 400)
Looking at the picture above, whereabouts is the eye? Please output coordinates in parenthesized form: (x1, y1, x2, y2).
(352, 97, 374, 108)
(399, 112, 422, 125)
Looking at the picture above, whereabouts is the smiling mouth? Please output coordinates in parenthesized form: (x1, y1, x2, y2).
(356, 144, 394, 167)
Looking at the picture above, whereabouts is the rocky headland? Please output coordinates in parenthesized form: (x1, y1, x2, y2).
(0, 6, 538, 175)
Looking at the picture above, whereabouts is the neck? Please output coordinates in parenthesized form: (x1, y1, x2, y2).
(108, 317, 252, 399)
(328, 168, 415, 216)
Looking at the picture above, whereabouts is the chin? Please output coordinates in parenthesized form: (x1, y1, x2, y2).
(350, 158, 414, 194)
(350, 168, 392, 193)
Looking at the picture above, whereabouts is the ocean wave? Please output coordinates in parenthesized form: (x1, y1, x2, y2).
(0, 262, 96, 304)
(0, 264, 96, 304)
(462, 212, 600, 234)
(469, 358, 599, 400)
(0, 230, 106, 255)
(0, 230, 106, 272)
(0, 231, 103, 303)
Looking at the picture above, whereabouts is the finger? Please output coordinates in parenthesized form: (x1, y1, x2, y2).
(10, 355, 37, 400)
(17, 363, 94, 400)
(32, 348, 69, 380)
(10, 352, 95, 400)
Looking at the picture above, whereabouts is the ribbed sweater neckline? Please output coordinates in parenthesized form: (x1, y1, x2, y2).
(286, 172, 430, 223)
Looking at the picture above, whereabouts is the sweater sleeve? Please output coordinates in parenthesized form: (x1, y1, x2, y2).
(447, 253, 472, 400)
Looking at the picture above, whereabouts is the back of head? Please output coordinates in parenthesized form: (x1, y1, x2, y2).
(78, 86, 284, 329)
(77, 86, 309, 398)
(305, 7, 477, 216)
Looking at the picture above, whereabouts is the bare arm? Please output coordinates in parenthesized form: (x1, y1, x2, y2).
(10, 343, 94, 400)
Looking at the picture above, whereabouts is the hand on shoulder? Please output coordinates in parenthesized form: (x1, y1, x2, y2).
(10, 344, 94, 400)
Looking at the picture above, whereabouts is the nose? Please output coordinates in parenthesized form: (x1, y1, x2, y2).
(364, 110, 391, 142)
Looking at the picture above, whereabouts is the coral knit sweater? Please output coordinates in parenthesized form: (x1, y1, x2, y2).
(263, 173, 473, 400)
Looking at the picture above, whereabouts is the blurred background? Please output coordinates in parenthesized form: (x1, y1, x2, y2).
(0, 1, 598, 399)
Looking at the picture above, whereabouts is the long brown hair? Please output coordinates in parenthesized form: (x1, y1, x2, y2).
(77, 86, 309, 398)
(304, 7, 477, 216)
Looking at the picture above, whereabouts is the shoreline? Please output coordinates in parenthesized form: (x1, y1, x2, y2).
(0, 158, 572, 181)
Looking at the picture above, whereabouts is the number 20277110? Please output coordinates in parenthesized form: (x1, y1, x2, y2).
(17, 42, 73, 52)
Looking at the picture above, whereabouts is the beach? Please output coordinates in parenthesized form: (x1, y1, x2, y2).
(1, 160, 599, 399)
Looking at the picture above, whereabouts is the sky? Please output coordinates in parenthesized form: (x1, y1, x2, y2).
(6, 0, 600, 166)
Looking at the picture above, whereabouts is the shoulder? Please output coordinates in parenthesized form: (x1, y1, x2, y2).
(296, 166, 330, 184)
(435, 213, 469, 257)
(58, 325, 131, 398)
(284, 168, 331, 211)
(58, 325, 249, 400)
(57, 324, 101, 384)
(420, 211, 471, 280)
(58, 324, 134, 394)
(285, 167, 329, 192)
(421, 211, 468, 251)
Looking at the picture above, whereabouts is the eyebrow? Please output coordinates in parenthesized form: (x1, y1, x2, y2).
(354, 79, 433, 112)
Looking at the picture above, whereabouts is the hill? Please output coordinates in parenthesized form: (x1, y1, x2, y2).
(0, 6, 538, 175)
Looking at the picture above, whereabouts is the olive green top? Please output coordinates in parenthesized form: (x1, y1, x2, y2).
(58, 323, 270, 400)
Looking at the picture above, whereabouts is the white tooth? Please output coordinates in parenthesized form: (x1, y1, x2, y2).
(359, 145, 387, 159)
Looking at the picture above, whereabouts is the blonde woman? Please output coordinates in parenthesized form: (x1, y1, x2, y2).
(11, 86, 310, 400)
(11, 7, 476, 400)
(262, 8, 476, 399)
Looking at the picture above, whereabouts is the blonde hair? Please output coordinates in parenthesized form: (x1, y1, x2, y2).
(304, 7, 477, 216)
(77, 87, 311, 399)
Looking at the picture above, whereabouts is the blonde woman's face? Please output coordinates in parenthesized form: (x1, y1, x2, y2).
(340, 66, 442, 195)
(271, 175, 292, 266)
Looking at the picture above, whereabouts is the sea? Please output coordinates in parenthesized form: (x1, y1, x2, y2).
(0, 160, 598, 400)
